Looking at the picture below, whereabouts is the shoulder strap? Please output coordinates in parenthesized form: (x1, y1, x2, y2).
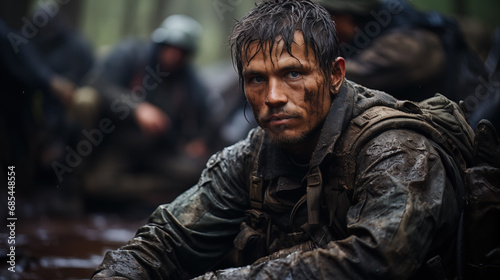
(249, 131, 266, 210)
(334, 101, 458, 192)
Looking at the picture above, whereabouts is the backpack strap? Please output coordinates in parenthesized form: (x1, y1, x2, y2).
(249, 131, 266, 210)
(334, 101, 456, 192)
(250, 174, 264, 209)
(306, 166, 323, 225)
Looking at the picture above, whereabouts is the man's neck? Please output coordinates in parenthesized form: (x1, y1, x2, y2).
(284, 131, 321, 166)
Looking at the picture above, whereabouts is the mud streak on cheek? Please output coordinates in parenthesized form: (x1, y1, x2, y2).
(304, 86, 319, 129)
(305, 80, 326, 110)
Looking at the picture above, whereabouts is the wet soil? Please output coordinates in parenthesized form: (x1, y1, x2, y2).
(0, 190, 163, 280)
(1, 215, 145, 280)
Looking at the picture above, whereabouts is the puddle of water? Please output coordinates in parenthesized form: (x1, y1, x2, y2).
(0, 213, 146, 280)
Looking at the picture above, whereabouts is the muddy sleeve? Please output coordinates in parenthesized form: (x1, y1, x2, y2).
(195, 129, 460, 280)
(91, 129, 263, 280)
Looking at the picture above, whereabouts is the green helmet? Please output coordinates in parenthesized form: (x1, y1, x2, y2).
(315, 0, 380, 15)
(151, 14, 202, 53)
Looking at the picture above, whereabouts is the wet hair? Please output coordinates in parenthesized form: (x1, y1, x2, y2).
(230, 0, 340, 88)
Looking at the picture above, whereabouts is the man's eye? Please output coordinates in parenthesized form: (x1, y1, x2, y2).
(250, 76, 264, 83)
(287, 71, 300, 78)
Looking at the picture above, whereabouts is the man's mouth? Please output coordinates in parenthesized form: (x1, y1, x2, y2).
(264, 114, 295, 127)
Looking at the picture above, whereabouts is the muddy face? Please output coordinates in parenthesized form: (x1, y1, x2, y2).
(242, 32, 334, 146)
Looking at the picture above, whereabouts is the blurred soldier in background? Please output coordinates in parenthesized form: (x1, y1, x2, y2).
(29, 6, 95, 187)
(83, 15, 214, 206)
(316, 0, 500, 130)
(0, 17, 78, 191)
(1, 7, 98, 214)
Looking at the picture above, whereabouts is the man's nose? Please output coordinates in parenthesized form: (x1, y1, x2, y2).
(265, 78, 287, 107)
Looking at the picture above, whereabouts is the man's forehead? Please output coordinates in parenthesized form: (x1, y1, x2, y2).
(243, 31, 312, 65)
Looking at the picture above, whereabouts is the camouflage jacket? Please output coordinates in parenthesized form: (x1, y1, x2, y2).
(92, 80, 466, 279)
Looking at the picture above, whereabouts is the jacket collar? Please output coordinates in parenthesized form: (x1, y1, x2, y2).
(308, 80, 357, 169)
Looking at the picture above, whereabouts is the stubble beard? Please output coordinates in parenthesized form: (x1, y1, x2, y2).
(254, 111, 308, 146)
(263, 120, 323, 147)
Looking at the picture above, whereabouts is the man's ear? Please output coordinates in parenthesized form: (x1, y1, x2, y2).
(330, 57, 346, 94)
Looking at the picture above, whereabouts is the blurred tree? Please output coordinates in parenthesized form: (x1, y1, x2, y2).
(121, 0, 139, 37)
(59, 0, 84, 29)
(150, 0, 169, 32)
(455, 0, 467, 16)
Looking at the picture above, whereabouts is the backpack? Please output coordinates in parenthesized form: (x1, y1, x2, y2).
(462, 120, 500, 279)
(334, 94, 500, 279)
